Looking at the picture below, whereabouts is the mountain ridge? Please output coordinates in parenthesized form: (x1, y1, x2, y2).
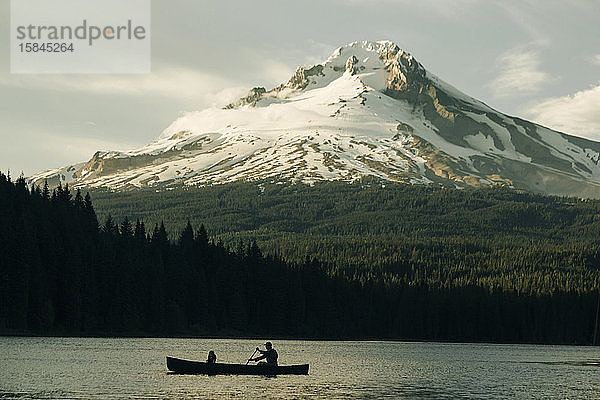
(29, 40, 600, 197)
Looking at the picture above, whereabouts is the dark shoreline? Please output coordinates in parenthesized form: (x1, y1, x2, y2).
(2, 332, 597, 347)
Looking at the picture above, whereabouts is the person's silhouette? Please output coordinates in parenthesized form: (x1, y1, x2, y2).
(207, 350, 216, 364)
(249, 342, 278, 365)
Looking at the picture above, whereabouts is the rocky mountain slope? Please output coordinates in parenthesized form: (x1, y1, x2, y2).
(29, 40, 600, 197)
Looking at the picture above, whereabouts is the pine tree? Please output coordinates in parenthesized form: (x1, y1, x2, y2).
(83, 192, 99, 236)
(74, 189, 84, 210)
(42, 180, 50, 200)
(102, 215, 118, 236)
(120, 217, 133, 239)
(134, 219, 146, 243)
(179, 220, 194, 248)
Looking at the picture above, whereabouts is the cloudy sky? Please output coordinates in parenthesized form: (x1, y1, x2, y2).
(1, 0, 599, 176)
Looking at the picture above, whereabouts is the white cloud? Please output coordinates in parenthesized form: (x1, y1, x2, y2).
(234, 48, 294, 86)
(1, 47, 299, 108)
(489, 49, 551, 97)
(495, 2, 550, 46)
(39, 133, 136, 161)
(340, 0, 480, 18)
(526, 83, 600, 140)
(0, 68, 250, 108)
(0, 128, 139, 176)
(592, 55, 600, 66)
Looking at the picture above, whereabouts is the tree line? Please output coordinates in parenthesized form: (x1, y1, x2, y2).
(1, 173, 599, 344)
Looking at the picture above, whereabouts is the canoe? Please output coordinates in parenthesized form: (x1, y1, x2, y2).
(166, 356, 309, 375)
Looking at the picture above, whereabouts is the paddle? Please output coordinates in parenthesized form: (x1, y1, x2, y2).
(246, 348, 258, 365)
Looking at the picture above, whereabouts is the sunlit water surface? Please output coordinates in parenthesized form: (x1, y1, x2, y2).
(1, 337, 599, 399)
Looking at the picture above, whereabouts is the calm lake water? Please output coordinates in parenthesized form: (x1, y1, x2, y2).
(1, 337, 599, 399)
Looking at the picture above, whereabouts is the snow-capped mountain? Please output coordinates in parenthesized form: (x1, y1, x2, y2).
(29, 40, 600, 196)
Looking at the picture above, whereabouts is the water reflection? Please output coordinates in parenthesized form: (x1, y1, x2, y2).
(0, 338, 599, 399)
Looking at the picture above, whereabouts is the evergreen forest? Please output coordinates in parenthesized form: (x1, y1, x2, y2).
(1, 174, 599, 344)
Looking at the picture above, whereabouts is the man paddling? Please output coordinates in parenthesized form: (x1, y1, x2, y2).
(249, 341, 278, 366)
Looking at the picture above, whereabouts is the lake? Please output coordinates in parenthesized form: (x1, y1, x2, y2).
(1, 337, 599, 399)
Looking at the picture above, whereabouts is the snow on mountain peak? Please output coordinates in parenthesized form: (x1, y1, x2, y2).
(219, 40, 422, 111)
(28, 40, 600, 197)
